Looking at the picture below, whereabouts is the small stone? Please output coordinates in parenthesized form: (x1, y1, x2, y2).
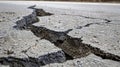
(0, 19, 3, 22)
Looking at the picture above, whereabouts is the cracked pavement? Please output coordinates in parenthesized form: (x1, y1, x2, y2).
(0, 2, 120, 67)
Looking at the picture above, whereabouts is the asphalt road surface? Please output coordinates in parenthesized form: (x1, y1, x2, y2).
(0, 2, 120, 67)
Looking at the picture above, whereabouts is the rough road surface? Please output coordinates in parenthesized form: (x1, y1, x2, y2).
(0, 2, 120, 67)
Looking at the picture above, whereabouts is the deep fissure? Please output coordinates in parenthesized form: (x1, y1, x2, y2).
(29, 25, 120, 61)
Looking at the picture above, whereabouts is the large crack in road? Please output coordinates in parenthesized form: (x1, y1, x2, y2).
(29, 25, 120, 61)
(0, 5, 120, 67)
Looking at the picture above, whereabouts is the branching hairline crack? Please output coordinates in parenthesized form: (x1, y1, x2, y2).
(61, 14, 111, 23)
(61, 14, 112, 28)
(21, 43, 38, 56)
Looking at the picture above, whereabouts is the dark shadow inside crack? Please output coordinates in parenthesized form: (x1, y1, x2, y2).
(64, 52, 74, 60)
(56, 40, 64, 44)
